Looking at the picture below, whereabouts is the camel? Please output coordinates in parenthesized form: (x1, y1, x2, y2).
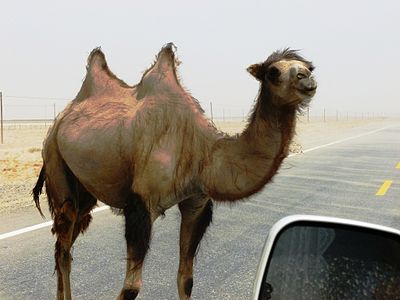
(32, 43, 317, 300)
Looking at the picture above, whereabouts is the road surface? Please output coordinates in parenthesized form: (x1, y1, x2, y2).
(1, 122, 399, 299)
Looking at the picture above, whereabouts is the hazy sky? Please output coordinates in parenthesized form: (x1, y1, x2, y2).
(1, 0, 399, 119)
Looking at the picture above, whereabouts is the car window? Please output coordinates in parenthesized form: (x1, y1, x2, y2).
(260, 224, 400, 300)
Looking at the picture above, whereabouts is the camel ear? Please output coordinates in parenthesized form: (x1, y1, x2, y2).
(247, 63, 264, 80)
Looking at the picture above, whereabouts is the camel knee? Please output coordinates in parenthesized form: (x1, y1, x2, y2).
(52, 201, 77, 238)
(184, 278, 193, 298)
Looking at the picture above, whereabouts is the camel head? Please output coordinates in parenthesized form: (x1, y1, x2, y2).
(247, 49, 316, 108)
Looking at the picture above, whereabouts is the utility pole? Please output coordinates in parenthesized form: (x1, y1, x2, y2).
(0, 92, 3, 144)
(210, 101, 213, 122)
(53, 103, 56, 120)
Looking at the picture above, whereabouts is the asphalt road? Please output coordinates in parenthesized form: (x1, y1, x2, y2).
(1, 123, 399, 300)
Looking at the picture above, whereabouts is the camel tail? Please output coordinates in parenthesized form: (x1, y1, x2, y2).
(32, 165, 46, 218)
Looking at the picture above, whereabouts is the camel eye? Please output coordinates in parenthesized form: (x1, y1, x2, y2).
(297, 73, 307, 80)
(267, 66, 280, 84)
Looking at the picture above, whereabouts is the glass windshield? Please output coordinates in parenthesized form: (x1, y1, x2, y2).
(260, 222, 400, 300)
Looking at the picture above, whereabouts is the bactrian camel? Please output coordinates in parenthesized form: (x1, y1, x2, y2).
(33, 43, 317, 300)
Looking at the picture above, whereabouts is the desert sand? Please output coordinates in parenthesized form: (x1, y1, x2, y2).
(0, 117, 392, 213)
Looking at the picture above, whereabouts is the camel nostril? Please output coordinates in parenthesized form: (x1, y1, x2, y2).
(304, 78, 317, 90)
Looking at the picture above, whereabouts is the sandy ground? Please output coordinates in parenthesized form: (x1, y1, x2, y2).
(0, 125, 49, 212)
(0, 118, 392, 213)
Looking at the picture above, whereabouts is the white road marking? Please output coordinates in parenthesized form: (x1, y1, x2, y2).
(0, 205, 109, 241)
(288, 125, 395, 158)
(0, 220, 53, 240)
(0, 124, 396, 241)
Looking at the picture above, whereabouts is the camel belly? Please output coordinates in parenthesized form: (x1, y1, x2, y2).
(63, 151, 131, 208)
(132, 148, 201, 212)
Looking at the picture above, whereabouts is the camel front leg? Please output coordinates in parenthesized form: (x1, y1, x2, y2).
(118, 192, 152, 300)
(177, 198, 213, 300)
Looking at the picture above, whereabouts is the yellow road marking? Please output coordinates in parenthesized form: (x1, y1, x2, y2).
(376, 180, 393, 196)
(396, 162, 400, 169)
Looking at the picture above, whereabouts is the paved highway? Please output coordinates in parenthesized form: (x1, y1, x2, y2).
(1, 123, 399, 299)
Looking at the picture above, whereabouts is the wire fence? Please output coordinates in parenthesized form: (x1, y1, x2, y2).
(1, 94, 387, 120)
(2, 95, 70, 120)
(206, 102, 386, 123)
(0, 92, 388, 143)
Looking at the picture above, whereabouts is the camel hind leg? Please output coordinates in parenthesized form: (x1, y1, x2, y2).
(51, 186, 96, 300)
(52, 201, 78, 300)
(177, 197, 213, 300)
(45, 153, 96, 300)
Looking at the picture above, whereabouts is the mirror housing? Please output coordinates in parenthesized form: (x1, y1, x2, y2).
(252, 215, 400, 300)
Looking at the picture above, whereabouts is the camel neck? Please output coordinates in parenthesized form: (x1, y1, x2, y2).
(200, 101, 297, 201)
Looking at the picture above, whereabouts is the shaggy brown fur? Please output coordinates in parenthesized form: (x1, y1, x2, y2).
(33, 43, 316, 300)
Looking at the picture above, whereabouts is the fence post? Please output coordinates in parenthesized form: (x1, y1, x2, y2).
(0, 92, 3, 144)
(210, 101, 213, 122)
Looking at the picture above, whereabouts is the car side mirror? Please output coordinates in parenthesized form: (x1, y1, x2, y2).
(252, 215, 400, 300)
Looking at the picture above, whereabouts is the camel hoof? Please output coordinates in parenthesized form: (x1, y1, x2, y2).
(120, 289, 139, 300)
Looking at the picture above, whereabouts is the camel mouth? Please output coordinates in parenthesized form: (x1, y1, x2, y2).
(296, 76, 317, 96)
(297, 85, 317, 97)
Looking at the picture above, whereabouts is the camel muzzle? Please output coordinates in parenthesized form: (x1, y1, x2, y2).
(299, 77, 317, 93)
